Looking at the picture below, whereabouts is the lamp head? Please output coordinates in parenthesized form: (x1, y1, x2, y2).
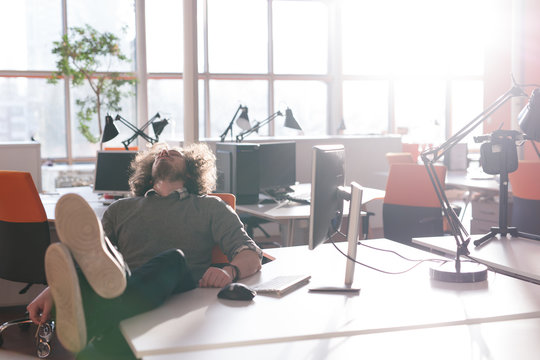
(236, 107, 251, 130)
(102, 114, 119, 142)
(519, 88, 540, 141)
(284, 108, 302, 130)
(152, 119, 169, 137)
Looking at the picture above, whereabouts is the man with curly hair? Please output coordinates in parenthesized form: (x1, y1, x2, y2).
(27, 143, 262, 358)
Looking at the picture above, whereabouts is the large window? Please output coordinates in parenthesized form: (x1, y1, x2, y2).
(0, 0, 494, 162)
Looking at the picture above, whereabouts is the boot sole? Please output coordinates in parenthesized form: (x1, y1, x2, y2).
(45, 243, 86, 353)
(55, 193, 126, 299)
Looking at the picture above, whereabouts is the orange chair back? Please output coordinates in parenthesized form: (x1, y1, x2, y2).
(509, 161, 540, 200)
(383, 164, 446, 243)
(509, 161, 540, 235)
(384, 164, 446, 208)
(402, 143, 420, 162)
(0, 171, 47, 223)
(0, 171, 50, 284)
(386, 152, 415, 165)
(209, 193, 236, 263)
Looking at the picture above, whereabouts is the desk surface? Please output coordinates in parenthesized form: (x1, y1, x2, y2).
(143, 317, 540, 360)
(40, 186, 108, 221)
(120, 239, 540, 358)
(236, 184, 385, 222)
(413, 235, 540, 284)
(446, 170, 501, 193)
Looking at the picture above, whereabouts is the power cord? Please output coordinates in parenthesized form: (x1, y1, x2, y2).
(329, 229, 449, 275)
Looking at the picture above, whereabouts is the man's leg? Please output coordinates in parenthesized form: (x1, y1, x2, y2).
(45, 243, 87, 353)
(78, 249, 196, 359)
(54, 193, 127, 299)
(49, 193, 197, 354)
(83, 248, 196, 337)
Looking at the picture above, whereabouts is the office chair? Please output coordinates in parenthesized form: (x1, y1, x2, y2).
(509, 161, 540, 235)
(402, 143, 421, 162)
(385, 152, 416, 165)
(209, 193, 274, 265)
(0, 171, 55, 357)
(383, 164, 447, 245)
(209, 193, 237, 264)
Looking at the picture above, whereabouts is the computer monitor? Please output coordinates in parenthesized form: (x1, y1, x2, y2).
(93, 150, 137, 197)
(258, 142, 296, 193)
(308, 145, 363, 292)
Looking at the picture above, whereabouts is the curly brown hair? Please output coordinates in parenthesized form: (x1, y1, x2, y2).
(129, 142, 216, 196)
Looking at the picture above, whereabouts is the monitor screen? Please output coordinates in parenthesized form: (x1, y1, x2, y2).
(308, 144, 363, 290)
(308, 145, 345, 250)
(93, 150, 137, 196)
(258, 142, 296, 192)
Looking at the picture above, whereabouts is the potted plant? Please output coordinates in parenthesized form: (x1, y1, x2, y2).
(48, 24, 137, 145)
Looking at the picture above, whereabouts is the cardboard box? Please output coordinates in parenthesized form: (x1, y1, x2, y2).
(470, 219, 497, 235)
(471, 198, 512, 223)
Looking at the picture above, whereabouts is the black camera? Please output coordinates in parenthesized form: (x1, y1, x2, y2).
(475, 130, 520, 175)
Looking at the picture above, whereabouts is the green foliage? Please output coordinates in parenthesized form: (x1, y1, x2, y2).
(49, 24, 137, 144)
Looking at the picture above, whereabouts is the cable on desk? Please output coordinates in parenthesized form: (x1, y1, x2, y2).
(329, 230, 450, 275)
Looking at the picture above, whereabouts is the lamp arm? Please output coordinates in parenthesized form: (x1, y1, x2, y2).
(120, 113, 163, 149)
(235, 111, 282, 142)
(139, 112, 161, 132)
(115, 115, 155, 144)
(420, 85, 526, 272)
(424, 159, 470, 268)
(220, 105, 243, 142)
(424, 85, 526, 163)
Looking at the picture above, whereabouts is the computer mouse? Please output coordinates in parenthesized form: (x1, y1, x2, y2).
(217, 283, 256, 301)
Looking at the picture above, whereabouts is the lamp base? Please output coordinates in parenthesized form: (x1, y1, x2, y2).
(430, 261, 488, 283)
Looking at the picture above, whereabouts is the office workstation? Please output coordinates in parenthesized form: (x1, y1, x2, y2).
(3, 1, 540, 359)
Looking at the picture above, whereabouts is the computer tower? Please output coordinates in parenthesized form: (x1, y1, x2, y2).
(216, 142, 260, 204)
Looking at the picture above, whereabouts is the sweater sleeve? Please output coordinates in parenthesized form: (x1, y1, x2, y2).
(208, 197, 263, 262)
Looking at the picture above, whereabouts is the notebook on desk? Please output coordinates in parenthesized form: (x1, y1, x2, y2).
(252, 274, 311, 296)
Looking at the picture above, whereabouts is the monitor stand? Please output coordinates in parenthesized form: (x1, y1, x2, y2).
(309, 182, 363, 294)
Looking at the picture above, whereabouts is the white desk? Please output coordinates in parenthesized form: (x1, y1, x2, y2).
(413, 235, 540, 284)
(143, 317, 540, 360)
(236, 184, 385, 246)
(119, 239, 540, 358)
(40, 186, 109, 221)
(446, 170, 502, 193)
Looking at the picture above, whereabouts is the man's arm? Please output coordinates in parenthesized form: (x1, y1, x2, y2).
(27, 287, 53, 325)
(199, 249, 261, 288)
(229, 248, 262, 280)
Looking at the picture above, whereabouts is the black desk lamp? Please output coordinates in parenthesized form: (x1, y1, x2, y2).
(219, 105, 251, 142)
(235, 108, 301, 143)
(102, 112, 169, 150)
(420, 84, 530, 283)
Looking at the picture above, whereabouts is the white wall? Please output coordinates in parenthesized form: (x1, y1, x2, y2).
(0, 142, 42, 192)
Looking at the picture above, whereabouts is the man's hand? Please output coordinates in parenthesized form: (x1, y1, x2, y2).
(199, 266, 234, 288)
(27, 287, 53, 325)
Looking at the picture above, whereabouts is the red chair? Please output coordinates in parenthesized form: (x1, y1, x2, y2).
(0, 171, 54, 355)
(402, 143, 421, 162)
(383, 164, 447, 245)
(209, 193, 274, 264)
(386, 152, 415, 166)
(509, 161, 540, 236)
